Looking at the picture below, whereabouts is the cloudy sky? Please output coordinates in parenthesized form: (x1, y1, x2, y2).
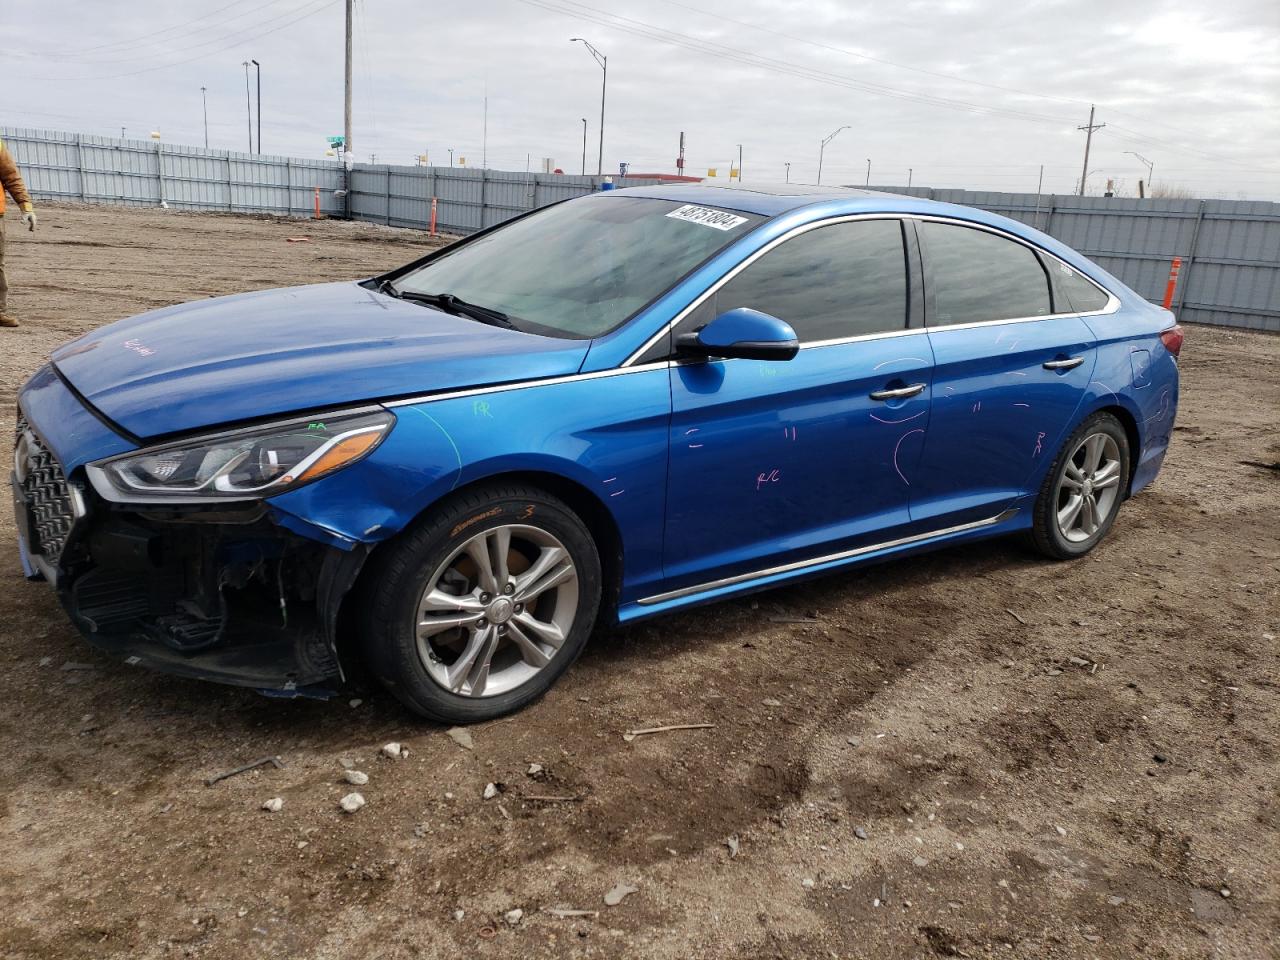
(4, 0, 1279, 198)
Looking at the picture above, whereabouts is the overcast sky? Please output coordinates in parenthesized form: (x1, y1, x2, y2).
(4, 0, 1279, 199)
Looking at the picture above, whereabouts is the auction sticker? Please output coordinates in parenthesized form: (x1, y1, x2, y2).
(665, 204, 749, 230)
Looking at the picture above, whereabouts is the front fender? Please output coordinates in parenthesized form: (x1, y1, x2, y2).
(265, 365, 674, 602)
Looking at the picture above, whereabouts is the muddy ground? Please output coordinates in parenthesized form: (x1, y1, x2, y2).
(0, 203, 1276, 960)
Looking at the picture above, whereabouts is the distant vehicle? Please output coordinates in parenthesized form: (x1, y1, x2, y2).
(13, 185, 1181, 722)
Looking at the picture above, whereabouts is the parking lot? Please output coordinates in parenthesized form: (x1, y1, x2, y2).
(1, 203, 1277, 959)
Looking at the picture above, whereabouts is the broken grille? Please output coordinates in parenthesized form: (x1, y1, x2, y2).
(14, 411, 78, 565)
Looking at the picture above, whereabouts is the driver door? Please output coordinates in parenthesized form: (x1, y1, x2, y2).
(661, 218, 934, 593)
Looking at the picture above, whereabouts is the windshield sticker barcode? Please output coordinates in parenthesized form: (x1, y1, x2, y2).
(665, 204, 749, 231)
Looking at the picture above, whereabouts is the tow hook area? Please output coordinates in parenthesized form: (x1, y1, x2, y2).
(55, 504, 368, 693)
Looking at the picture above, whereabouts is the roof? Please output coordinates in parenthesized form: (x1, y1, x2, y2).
(611, 181, 913, 216)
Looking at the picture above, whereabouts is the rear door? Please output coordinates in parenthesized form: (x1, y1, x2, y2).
(661, 217, 934, 591)
(909, 219, 1098, 530)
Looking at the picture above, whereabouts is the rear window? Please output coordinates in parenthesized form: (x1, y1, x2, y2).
(1054, 262, 1111, 313)
(922, 221, 1051, 326)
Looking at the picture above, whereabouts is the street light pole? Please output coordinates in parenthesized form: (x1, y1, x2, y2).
(1125, 151, 1154, 194)
(448, 148, 454, 167)
(581, 118, 587, 175)
(242, 61, 252, 153)
(251, 60, 261, 154)
(736, 143, 742, 182)
(865, 157, 871, 186)
(200, 86, 208, 148)
(817, 124, 849, 186)
(784, 162, 791, 183)
(570, 38, 606, 175)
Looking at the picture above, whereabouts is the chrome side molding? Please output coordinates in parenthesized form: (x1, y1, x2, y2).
(637, 508, 1020, 606)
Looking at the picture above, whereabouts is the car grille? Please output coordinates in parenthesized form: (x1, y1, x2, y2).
(14, 411, 79, 565)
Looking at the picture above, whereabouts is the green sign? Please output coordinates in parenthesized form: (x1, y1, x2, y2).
(327, 136, 345, 147)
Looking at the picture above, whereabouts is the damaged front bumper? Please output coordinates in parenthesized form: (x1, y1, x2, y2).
(12, 404, 368, 696)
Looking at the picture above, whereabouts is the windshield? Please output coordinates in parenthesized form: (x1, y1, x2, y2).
(392, 195, 762, 339)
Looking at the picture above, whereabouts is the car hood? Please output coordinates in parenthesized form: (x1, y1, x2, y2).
(52, 282, 590, 439)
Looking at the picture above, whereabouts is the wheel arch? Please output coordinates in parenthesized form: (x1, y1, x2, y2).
(1091, 402, 1142, 497)
(342, 469, 626, 644)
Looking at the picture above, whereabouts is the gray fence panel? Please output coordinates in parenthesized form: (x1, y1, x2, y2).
(870, 184, 1279, 331)
(7, 127, 1274, 330)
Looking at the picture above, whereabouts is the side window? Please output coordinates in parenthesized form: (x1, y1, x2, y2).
(715, 219, 908, 342)
(922, 222, 1051, 326)
(1053, 262, 1111, 313)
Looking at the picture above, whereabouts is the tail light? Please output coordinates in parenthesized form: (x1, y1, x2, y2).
(1160, 324, 1184, 358)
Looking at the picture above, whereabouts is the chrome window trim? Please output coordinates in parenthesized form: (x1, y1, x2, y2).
(913, 215, 1120, 326)
(384, 360, 673, 408)
(637, 508, 1020, 606)
(621, 212, 1119, 367)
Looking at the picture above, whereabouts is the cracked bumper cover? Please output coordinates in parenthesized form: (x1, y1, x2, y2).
(12, 465, 368, 694)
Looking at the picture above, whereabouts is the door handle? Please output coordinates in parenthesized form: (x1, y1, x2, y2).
(869, 382, 926, 401)
(1043, 356, 1085, 370)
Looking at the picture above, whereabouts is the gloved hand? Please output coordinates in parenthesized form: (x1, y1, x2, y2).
(22, 209, 36, 232)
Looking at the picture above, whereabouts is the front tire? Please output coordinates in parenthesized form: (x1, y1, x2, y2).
(362, 484, 601, 723)
(1030, 412, 1131, 560)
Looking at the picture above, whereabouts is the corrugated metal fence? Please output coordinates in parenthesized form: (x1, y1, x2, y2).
(867, 185, 1280, 332)
(4, 128, 1276, 332)
(1, 126, 663, 235)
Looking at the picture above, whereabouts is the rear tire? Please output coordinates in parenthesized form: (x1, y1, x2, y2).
(362, 484, 601, 723)
(1030, 412, 1130, 560)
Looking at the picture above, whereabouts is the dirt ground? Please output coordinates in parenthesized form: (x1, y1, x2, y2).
(0, 203, 1277, 960)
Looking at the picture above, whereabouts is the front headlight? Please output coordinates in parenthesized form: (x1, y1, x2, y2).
(89, 408, 395, 502)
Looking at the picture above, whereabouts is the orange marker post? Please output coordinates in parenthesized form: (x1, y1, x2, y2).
(429, 197, 438, 236)
(313, 186, 321, 220)
(1162, 256, 1182, 309)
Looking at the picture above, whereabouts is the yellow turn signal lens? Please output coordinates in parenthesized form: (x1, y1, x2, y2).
(293, 429, 383, 484)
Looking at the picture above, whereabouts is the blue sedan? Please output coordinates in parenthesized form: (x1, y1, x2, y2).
(12, 185, 1181, 721)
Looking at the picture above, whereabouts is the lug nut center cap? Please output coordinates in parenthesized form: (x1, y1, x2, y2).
(487, 597, 515, 624)
(1082, 479, 1094, 496)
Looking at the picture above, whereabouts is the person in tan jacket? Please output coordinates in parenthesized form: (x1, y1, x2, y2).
(1, 136, 37, 328)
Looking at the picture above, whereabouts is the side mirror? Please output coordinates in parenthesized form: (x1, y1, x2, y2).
(675, 307, 800, 362)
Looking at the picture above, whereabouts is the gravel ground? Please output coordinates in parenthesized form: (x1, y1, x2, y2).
(0, 202, 1277, 960)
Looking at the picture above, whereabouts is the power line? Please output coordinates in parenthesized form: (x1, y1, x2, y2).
(27, 0, 266, 57)
(516, 0, 1270, 171)
(512, 0, 1082, 127)
(22, 0, 342, 82)
(37, 0, 328, 68)
(646, 0, 1091, 109)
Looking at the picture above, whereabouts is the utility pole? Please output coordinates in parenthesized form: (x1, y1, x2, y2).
(448, 148, 454, 167)
(817, 125, 849, 186)
(865, 158, 871, 186)
(907, 167, 913, 188)
(344, 0, 353, 165)
(583, 118, 588, 175)
(784, 162, 791, 183)
(1077, 104, 1104, 197)
(736, 144, 743, 182)
(200, 86, 208, 148)
(482, 89, 488, 169)
(251, 60, 261, 154)
(121, 126, 126, 139)
(571, 38, 606, 175)
(242, 61, 253, 152)
(1032, 164, 1044, 229)
(677, 131, 686, 177)
(342, 0, 353, 217)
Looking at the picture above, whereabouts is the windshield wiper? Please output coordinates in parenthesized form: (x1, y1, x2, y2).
(397, 291, 519, 329)
(376, 278, 402, 298)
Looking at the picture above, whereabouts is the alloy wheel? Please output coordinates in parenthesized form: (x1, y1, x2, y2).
(1055, 432, 1122, 543)
(414, 524, 579, 697)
